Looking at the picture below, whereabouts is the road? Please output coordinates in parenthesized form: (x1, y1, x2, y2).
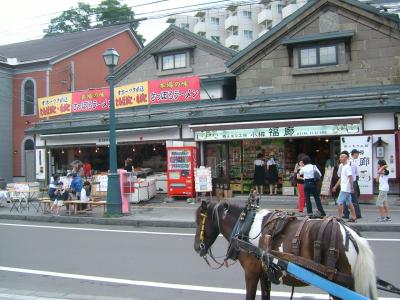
(0, 220, 399, 300)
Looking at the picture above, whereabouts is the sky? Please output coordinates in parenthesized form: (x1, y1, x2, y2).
(0, 0, 212, 46)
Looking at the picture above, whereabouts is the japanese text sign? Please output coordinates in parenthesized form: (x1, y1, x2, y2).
(115, 81, 148, 109)
(149, 76, 200, 104)
(72, 88, 110, 113)
(194, 124, 362, 141)
(38, 93, 72, 118)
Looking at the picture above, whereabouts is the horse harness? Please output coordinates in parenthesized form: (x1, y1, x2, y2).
(226, 207, 354, 289)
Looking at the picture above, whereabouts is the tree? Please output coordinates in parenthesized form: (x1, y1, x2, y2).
(96, 0, 145, 43)
(44, 2, 94, 36)
(44, 0, 145, 43)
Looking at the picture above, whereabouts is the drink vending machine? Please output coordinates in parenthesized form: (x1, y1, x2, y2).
(167, 144, 197, 198)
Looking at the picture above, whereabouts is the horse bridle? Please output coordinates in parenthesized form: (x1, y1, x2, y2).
(198, 203, 235, 270)
(198, 211, 207, 251)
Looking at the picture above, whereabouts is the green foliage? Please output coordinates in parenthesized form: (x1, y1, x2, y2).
(96, 0, 135, 27)
(44, 0, 145, 43)
(44, 2, 94, 36)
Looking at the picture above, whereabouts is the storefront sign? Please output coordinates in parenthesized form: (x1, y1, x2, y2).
(149, 76, 200, 104)
(341, 135, 373, 195)
(72, 88, 110, 113)
(195, 124, 362, 141)
(115, 81, 149, 109)
(38, 93, 72, 118)
(96, 137, 110, 146)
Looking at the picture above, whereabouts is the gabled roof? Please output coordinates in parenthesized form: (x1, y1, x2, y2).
(227, 0, 400, 72)
(0, 24, 143, 65)
(114, 25, 236, 83)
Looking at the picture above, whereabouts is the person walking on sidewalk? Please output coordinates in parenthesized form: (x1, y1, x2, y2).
(375, 160, 391, 222)
(253, 153, 266, 195)
(294, 156, 305, 213)
(332, 151, 357, 222)
(299, 155, 326, 216)
(343, 149, 362, 219)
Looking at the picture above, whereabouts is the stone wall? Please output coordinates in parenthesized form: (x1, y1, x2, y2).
(237, 7, 400, 97)
(118, 38, 229, 86)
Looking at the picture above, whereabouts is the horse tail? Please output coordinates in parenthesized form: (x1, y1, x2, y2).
(352, 233, 378, 300)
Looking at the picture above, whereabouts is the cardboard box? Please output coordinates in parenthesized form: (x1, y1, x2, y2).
(282, 187, 295, 195)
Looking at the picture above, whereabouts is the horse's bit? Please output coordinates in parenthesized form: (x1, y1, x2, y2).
(198, 212, 207, 251)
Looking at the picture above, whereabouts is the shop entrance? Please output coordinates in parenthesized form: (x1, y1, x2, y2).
(203, 137, 340, 195)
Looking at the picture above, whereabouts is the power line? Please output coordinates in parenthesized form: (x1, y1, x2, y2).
(0, 0, 254, 39)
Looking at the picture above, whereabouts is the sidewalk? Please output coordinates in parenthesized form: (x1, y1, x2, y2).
(0, 194, 399, 231)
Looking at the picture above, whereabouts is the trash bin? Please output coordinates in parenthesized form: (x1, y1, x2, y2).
(0, 178, 6, 190)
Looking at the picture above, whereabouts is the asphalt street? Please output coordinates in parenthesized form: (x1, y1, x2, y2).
(0, 220, 399, 300)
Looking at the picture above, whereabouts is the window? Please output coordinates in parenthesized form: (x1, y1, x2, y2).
(278, 4, 283, 13)
(162, 53, 187, 70)
(243, 11, 252, 18)
(210, 17, 219, 25)
(22, 79, 36, 116)
(243, 30, 253, 39)
(229, 45, 239, 50)
(180, 23, 189, 30)
(299, 45, 338, 68)
(197, 32, 206, 37)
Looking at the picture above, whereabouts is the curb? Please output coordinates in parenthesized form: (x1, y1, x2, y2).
(0, 214, 196, 228)
(0, 214, 399, 231)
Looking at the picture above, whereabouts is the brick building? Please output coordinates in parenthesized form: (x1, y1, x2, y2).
(0, 24, 142, 181)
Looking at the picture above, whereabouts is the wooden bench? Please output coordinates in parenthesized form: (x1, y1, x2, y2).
(64, 200, 106, 215)
(38, 198, 52, 214)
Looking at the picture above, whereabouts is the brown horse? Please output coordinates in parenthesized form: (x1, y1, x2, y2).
(194, 200, 378, 300)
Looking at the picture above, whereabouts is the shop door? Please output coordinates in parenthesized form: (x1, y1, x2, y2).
(205, 143, 228, 186)
(25, 150, 35, 182)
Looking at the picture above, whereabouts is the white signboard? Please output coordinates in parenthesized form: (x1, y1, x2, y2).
(195, 167, 212, 192)
(341, 136, 373, 195)
(98, 175, 108, 192)
(195, 123, 361, 141)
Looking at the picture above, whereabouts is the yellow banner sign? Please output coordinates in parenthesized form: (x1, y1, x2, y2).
(115, 81, 148, 109)
(38, 93, 72, 118)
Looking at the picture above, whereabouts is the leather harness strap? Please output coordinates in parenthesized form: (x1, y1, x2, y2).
(326, 218, 339, 268)
(291, 216, 309, 256)
(314, 216, 334, 264)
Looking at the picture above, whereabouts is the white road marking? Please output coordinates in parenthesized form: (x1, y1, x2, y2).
(0, 266, 398, 299)
(0, 293, 61, 300)
(0, 223, 399, 242)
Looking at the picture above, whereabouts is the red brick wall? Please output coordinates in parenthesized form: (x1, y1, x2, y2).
(12, 31, 140, 176)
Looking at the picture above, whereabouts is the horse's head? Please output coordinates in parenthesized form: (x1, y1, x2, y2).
(194, 200, 221, 257)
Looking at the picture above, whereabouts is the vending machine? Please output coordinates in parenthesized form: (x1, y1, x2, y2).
(167, 143, 197, 198)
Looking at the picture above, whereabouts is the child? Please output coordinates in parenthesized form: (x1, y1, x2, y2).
(50, 181, 70, 216)
(79, 181, 92, 211)
(376, 160, 391, 222)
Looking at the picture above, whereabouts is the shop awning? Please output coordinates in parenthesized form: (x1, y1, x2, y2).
(189, 116, 363, 131)
(40, 125, 180, 146)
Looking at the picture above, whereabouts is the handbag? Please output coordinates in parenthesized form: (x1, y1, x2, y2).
(313, 165, 321, 182)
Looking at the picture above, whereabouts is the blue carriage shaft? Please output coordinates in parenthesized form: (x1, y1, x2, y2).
(280, 260, 369, 300)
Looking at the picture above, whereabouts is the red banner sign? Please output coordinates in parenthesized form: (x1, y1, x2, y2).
(72, 88, 110, 113)
(148, 76, 200, 104)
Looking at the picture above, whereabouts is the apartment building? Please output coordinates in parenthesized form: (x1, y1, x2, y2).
(166, 0, 309, 50)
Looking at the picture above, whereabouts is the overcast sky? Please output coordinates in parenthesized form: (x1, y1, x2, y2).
(0, 0, 211, 46)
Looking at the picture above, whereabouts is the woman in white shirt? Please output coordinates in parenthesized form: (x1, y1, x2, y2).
(298, 155, 326, 216)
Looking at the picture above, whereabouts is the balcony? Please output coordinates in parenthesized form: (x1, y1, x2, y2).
(224, 15, 239, 30)
(194, 21, 206, 34)
(225, 35, 239, 48)
(257, 8, 273, 25)
(282, 3, 298, 19)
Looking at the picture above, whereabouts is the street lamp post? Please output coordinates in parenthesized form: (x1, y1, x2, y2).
(103, 48, 122, 215)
